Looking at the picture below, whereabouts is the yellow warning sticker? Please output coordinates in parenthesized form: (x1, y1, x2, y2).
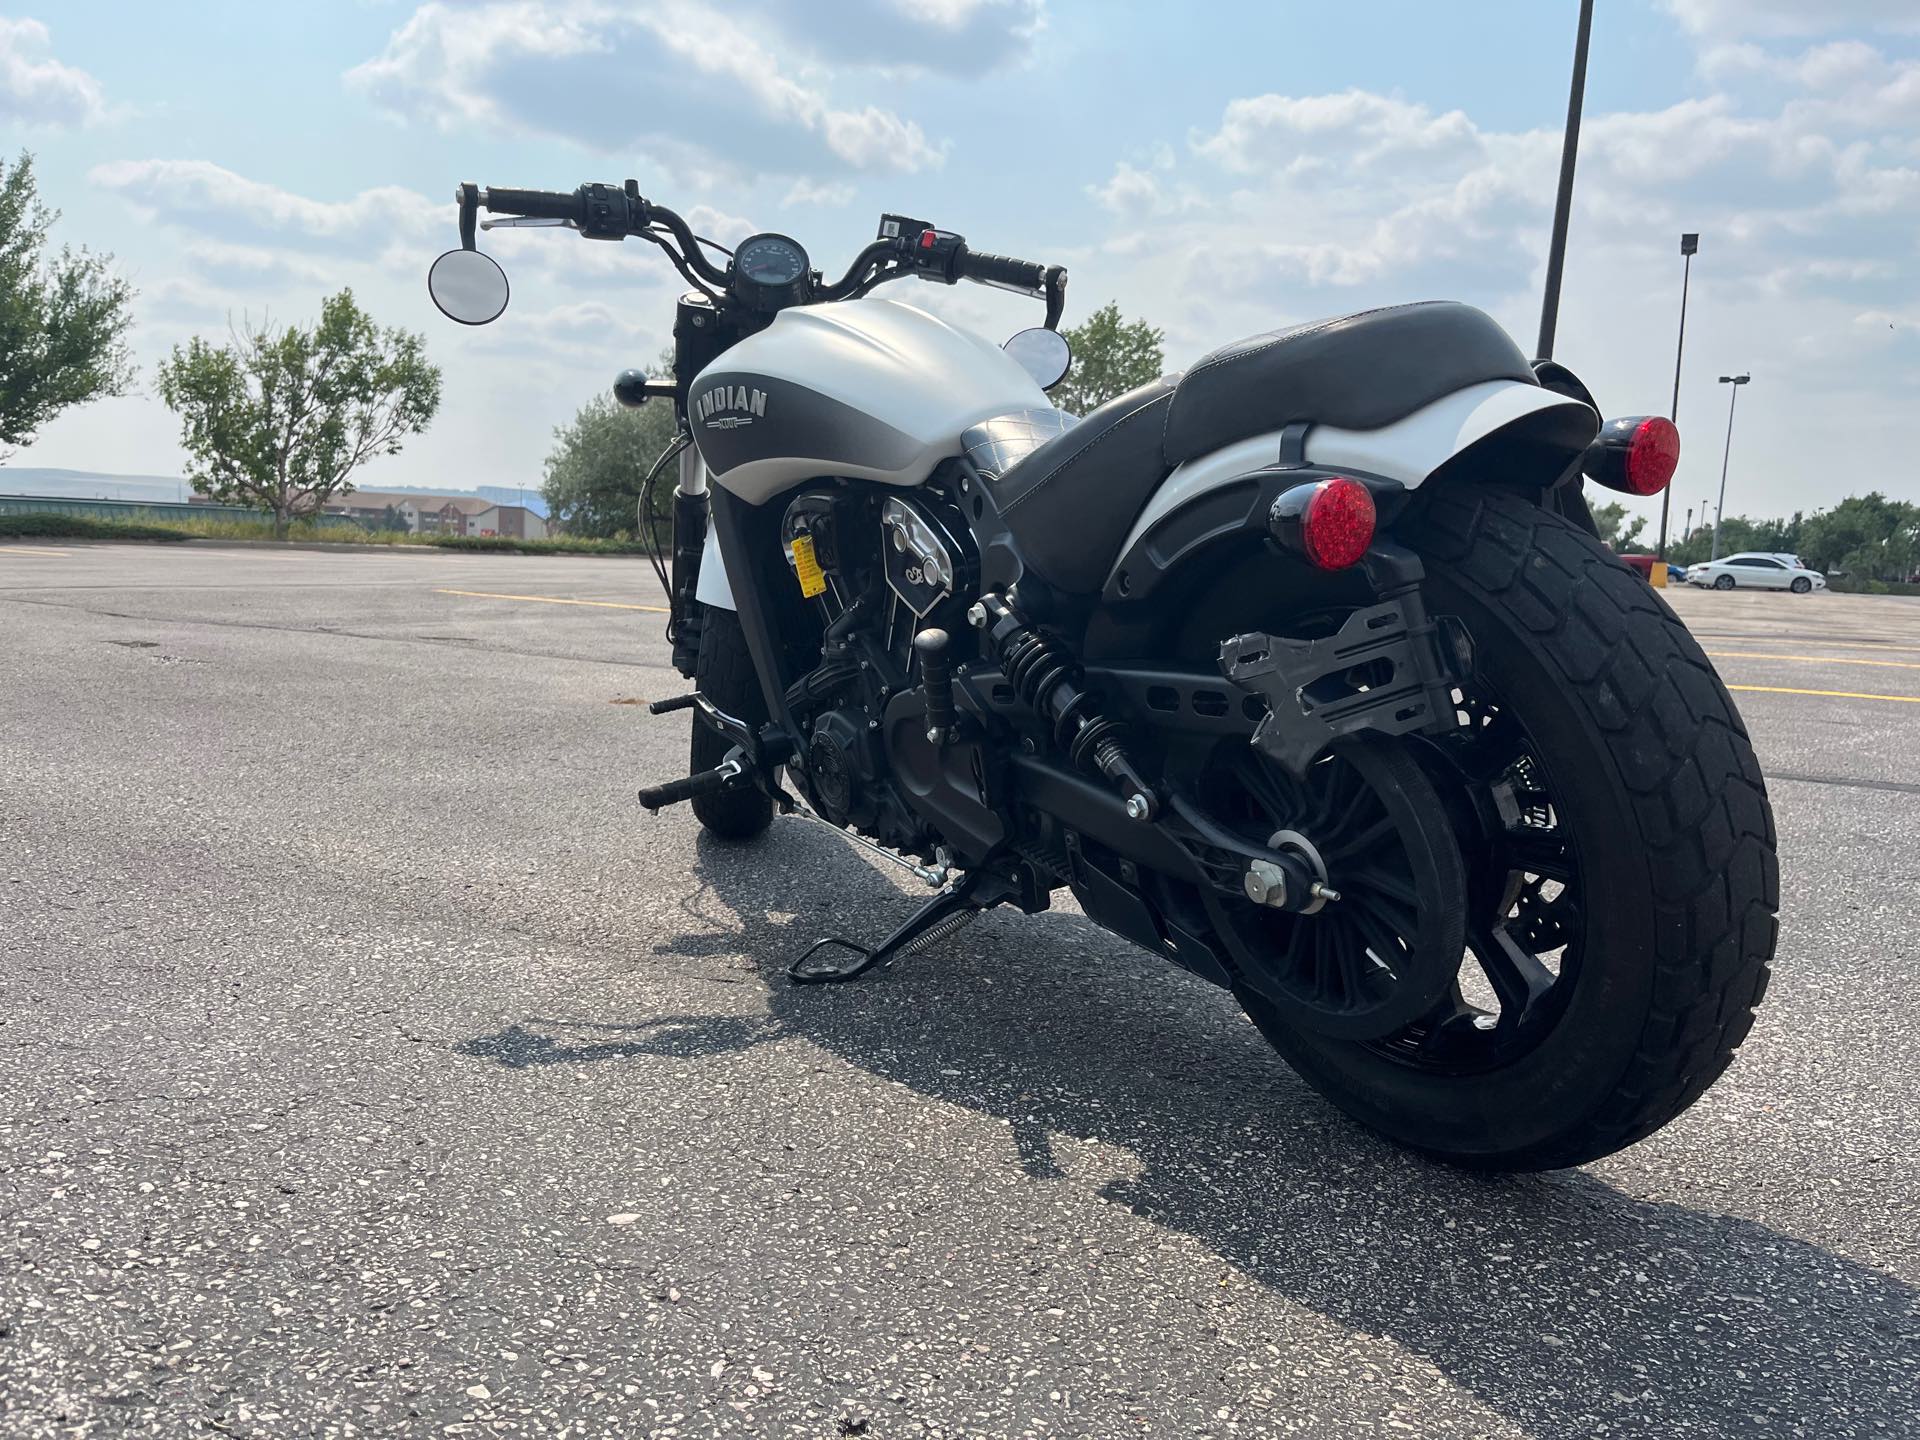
(789, 533, 827, 598)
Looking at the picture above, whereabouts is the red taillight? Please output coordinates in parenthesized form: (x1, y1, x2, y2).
(1269, 476, 1376, 570)
(1625, 416, 1680, 495)
(1584, 414, 1680, 495)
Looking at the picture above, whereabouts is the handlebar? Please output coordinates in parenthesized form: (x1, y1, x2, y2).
(458, 180, 1065, 325)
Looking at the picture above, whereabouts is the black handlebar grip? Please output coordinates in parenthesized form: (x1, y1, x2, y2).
(481, 187, 581, 222)
(958, 249, 1047, 293)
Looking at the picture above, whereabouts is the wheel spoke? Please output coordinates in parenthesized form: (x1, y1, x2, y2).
(1322, 813, 1395, 863)
(1413, 992, 1490, 1058)
(1237, 754, 1297, 826)
(1502, 826, 1574, 882)
(1454, 706, 1527, 783)
(1342, 864, 1419, 909)
(1469, 922, 1556, 1019)
(1348, 905, 1411, 985)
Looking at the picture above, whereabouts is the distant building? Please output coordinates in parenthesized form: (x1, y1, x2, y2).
(320, 490, 547, 540)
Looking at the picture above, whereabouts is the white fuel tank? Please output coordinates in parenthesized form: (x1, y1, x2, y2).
(688, 298, 1048, 505)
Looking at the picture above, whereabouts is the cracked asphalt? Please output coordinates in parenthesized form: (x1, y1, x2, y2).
(2, 542, 1916, 1438)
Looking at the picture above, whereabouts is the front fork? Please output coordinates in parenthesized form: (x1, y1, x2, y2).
(668, 443, 709, 678)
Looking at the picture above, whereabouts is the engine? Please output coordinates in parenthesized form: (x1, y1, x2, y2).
(778, 484, 978, 855)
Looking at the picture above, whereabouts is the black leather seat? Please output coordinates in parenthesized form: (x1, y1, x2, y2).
(1161, 301, 1534, 466)
(963, 302, 1534, 593)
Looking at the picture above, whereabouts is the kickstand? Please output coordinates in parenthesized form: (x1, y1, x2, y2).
(788, 869, 993, 985)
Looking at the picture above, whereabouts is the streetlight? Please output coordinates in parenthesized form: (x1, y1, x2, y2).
(1656, 232, 1699, 560)
(1709, 374, 1751, 561)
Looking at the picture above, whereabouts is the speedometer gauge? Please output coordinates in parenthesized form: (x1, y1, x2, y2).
(733, 233, 811, 310)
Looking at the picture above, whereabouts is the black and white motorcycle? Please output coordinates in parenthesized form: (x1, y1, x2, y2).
(429, 180, 1777, 1171)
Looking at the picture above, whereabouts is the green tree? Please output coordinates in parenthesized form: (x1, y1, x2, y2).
(1591, 500, 1648, 552)
(0, 151, 136, 458)
(1050, 302, 1165, 416)
(156, 289, 441, 538)
(542, 359, 679, 540)
(1670, 512, 1795, 567)
(1798, 493, 1918, 581)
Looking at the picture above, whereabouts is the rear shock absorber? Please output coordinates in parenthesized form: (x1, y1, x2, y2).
(970, 592, 1158, 820)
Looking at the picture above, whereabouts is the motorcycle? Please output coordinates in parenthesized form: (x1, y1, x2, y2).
(428, 179, 1777, 1170)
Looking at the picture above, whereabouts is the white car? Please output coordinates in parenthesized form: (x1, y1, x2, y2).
(1687, 552, 1827, 593)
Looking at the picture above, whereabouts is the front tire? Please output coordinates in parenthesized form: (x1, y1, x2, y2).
(1714, 573, 1735, 590)
(1791, 576, 1812, 594)
(1241, 488, 1777, 1170)
(689, 606, 773, 842)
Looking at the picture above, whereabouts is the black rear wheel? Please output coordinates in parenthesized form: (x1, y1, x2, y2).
(1238, 488, 1777, 1170)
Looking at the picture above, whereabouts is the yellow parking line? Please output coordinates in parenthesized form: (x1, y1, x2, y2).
(1694, 637, 1920, 656)
(1727, 684, 1920, 705)
(1707, 650, 1920, 671)
(435, 587, 668, 614)
(0, 546, 73, 557)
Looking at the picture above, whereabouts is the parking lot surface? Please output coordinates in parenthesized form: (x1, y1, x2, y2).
(3, 542, 1917, 1438)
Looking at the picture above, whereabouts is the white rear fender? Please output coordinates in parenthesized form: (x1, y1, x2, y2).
(1112, 379, 1598, 575)
(1302, 379, 1597, 484)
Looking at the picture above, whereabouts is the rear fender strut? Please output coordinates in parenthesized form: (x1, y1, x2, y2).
(1217, 545, 1463, 775)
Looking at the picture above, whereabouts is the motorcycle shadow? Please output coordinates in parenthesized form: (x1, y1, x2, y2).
(475, 830, 1920, 1435)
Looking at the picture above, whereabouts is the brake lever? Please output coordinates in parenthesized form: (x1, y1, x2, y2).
(480, 216, 576, 231)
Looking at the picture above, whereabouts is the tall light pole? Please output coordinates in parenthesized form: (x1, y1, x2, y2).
(1656, 232, 1699, 560)
(1537, 0, 1596, 360)
(1709, 373, 1751, 561)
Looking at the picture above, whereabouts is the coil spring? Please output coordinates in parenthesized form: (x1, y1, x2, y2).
(1000, 629, 1109, 754)
(992, 609, 1152, 809)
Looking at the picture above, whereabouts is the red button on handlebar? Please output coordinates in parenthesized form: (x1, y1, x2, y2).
(919, 231, 937, 249)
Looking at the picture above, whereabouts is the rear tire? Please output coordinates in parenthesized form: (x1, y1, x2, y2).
(690, 606, 773, 842)
(1240, 488, 1777, 1170)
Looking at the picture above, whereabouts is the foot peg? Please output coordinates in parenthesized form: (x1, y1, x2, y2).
(637, 758, 743, 813)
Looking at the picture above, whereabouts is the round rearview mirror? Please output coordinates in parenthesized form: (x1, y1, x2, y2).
(1004, 326, 1072, 390)
(428, 249, 510, 326)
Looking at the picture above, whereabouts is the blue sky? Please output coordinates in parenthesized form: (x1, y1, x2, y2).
(6, 0, 1918, 531)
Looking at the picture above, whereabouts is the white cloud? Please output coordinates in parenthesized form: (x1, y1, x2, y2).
(183, 240, 336, 289)
(1192, 90, 1483, 176)
(782, 178, 857, 207)
(346, 2, 948, 180)
(750, 0, 1045, 75)
(0, 17, 106, 128)
(1088, 162, 1167, 219)
(88, 160, 442, 253)
(1662, 0, 1920, 38)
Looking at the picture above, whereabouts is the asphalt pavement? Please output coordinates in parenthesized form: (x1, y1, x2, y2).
(2, 541, 1916, 1438)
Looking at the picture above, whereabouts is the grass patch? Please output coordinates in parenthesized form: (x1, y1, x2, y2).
(0, 513, 191, 542)
(1829, 575, 1920, 597)
(0, 511, 651, 555)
